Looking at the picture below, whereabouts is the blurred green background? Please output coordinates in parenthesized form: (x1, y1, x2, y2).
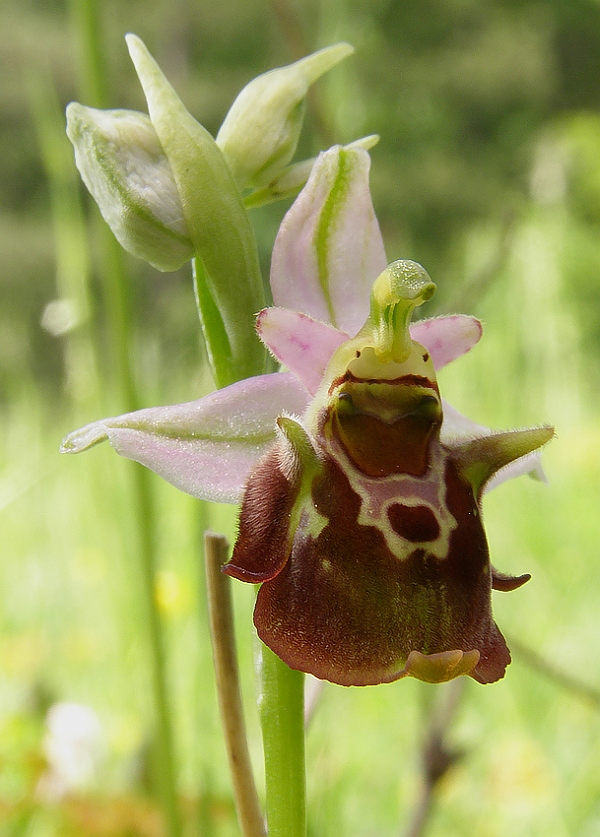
(2, 0, 600, 835)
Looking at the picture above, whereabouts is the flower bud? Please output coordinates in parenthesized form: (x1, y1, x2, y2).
(216, 43, 354, 190)
(66, 103, 193, 272)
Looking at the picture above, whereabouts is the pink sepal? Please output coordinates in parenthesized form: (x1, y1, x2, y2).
(270, 147, 387, 335)
(60, 373, 311, 503)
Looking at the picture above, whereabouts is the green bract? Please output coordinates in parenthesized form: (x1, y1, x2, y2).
(125, 34, 267, 384)
(216, 43, 353, 190)
(66, 104, 194, 272)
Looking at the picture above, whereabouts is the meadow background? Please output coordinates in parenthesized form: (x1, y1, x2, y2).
(2, 0, 600, 835)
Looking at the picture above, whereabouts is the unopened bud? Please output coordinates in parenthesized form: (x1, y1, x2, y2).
(66, 103, 193, 272)
(217, 43, 354, 190)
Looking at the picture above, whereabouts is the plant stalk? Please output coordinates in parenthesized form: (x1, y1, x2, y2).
(258, 643, 306, 837)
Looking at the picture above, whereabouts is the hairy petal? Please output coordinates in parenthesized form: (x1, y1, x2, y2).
(257, 310, 484, 396)
(256, 307, 348, 394)
(270, 146, 387, 334)
(411, 315, 482, 370)
(60, 373, 310, 503)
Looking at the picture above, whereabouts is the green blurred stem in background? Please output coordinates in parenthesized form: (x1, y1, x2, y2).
(68, 1, 182, 835)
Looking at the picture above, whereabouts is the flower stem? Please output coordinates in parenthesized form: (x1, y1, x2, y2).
(204, 533, 266, 837)
(257, 643, 306, 837)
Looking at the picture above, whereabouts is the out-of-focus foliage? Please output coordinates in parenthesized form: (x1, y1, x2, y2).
(5, 0, 600, 401)
(3, 2, 600, 836)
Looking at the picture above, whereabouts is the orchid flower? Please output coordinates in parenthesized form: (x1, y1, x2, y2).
(62, 145, 553, 686)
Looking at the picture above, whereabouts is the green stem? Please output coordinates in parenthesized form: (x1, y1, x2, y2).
(258, 644, 306, 837)
(68, 0, 108, 108)
(68, 3, 182, 835)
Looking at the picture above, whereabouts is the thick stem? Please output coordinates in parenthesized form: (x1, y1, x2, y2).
(258, 644, 306, 837)
(204, 533, 266, 837)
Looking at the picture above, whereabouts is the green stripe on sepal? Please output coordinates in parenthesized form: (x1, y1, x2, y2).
(126, 34, 267, 384)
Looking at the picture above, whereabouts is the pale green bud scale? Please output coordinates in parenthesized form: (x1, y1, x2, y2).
(217, 43, 354, 190)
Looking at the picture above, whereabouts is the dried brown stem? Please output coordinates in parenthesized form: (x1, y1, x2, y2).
(204, 532, 267, 837)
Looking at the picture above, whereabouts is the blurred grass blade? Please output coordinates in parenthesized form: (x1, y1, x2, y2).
(27, 70, 100, 409)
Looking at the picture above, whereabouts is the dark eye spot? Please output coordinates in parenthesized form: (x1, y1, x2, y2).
(337, 391, 355, 413)
(387, 503, 441, 543)
(422, 352, 430, 362)
(414, 393, 441, 423)
(355, 350, 361, 358)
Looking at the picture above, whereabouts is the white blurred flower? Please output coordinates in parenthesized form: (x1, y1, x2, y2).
(38, 702, 104, 799)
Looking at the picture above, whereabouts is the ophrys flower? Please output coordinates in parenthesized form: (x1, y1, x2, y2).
(62, 146, 552, 685)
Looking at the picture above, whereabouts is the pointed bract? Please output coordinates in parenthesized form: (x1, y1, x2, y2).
(126, 34, 267, 382)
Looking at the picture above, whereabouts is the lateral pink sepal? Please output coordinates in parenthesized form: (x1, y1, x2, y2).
(60, 372, 311, 503)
